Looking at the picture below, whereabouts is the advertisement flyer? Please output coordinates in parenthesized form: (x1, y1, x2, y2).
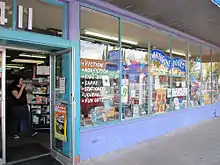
(54, 105, 67, 142)
(122, 85, 128, 103)
(155, 89, 167, 113)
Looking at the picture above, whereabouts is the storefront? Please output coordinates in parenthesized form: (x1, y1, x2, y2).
(77, 0, 220, 162)
(0, 0, 219, 164)
(0, 0, 76, 165)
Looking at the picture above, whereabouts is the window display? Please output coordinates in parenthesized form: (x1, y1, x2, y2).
(80, 41, 120, 126)
(150, 49, 171, 113)
(122, 48, 148, 119)
(189, 56, 201, 107)
(202, 48, 212, 105)
(212, 51, 220, 103)
(79, 7, 220, 128)
(212, 62, 220, 103)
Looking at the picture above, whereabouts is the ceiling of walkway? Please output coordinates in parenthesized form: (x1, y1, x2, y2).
(101, 0, 220, 48)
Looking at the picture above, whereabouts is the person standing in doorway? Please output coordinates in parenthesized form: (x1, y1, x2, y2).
(11, 76, 38, 139)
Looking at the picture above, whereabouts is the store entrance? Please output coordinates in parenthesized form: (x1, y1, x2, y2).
(0, 47, 74, 165)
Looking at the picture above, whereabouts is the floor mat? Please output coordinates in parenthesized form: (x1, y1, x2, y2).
(7, 143, 49, 162)
(14, 155, 61, 165)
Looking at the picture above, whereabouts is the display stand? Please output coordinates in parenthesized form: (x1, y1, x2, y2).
(27, 78, 50, 130)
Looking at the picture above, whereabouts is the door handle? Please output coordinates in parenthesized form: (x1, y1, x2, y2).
(60, 101, 72, 106)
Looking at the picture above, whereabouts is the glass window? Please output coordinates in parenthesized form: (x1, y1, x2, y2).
(188, 43, 202, 107)
(121, 20, 149, 119)
(0, 0, 13, 29)
(202, 47, 212, 105)
(212, 50, 220, 103)
(80, 7, 120, 127)
(17, 0, 64, 37)
(149, 30, 171, 114)
(172, 37, 188, 110)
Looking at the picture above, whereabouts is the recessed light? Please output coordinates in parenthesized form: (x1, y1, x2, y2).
(12, 59, 44, 64)
(19, 54, 46, 59)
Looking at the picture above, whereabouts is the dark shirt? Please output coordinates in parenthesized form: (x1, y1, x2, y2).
(11, 86, 27, 106)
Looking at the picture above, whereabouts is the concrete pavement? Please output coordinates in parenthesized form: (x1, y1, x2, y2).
(80, 118, 220, 165)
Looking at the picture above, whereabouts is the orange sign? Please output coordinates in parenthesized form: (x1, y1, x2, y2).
(80, 58, 106, 69)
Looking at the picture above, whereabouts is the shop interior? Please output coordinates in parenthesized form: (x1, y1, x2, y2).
(5, 48, 51, 162)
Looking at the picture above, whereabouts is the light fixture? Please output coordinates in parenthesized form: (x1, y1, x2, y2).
(12, 59, 44, 64)
(84, 30, 138, 45)
(166, 49, 191, 57)
(19, 53, 47, 59)
(6, 65, 25, 69)
(6, 56, 11, 58)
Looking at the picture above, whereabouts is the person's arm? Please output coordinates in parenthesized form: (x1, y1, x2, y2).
(12, 85, 25, 99)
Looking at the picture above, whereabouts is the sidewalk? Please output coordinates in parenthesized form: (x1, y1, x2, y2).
(80, 118, 220, 165)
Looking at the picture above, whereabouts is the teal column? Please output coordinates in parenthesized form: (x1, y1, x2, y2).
(200, 45, 203, 105)
(119, 17, 123, 120)
(210, 48, 213, 104)
(12, 0, 17, 30)
(187, 42, 190, 108)
(169, 35, 173, 111)
(62, 52, 73, 157)
(147, 31, 152, 114)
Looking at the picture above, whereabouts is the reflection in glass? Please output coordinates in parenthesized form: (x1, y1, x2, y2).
(189, 44, 201, 107)
(17, 0, 63, 37)
(202, 48, 212, 105)
(0, 0, 13, 29)
(150, 30, 171, 113)
(171, 37, 188, 110)
(80, 41, 120, 126)
(121, 21, 149, 119)
(52, 54, 72, 158)
(80, 7, 120, 126)
(212, 50, 220, 103)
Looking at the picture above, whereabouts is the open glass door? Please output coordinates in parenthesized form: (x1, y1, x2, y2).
(0, 48, 6, 165)
(50, 48, 75, 165)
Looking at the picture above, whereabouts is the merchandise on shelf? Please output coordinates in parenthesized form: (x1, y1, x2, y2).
(80, 57, 120, 126)
(27, 78, 50, 130)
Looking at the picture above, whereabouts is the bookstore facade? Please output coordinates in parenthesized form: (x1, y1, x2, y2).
(78, 0, 220, 162)
(0, 0, 219, 164)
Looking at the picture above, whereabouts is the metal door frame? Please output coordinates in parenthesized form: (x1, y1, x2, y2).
(49, 48, 75, 165)
(0, 47, 6, 165)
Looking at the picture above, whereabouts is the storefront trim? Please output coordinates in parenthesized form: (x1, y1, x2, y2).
(0, 28, 73, 49)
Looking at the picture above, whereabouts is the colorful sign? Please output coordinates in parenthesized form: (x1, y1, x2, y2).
(151, 49, 186, 73)
(123, 62, 148, 75)
(107, 50, 120, 71)
(80, 58, 106, 69)
(212, 0, 220, 7)
(54, 105, 67, 142)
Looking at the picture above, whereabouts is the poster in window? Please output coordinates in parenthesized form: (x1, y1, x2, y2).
(155, 89, 167, 113)
(122, 85, 128, 103)
(102, 75, 110, 87)
(54, 105, 67, 142)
